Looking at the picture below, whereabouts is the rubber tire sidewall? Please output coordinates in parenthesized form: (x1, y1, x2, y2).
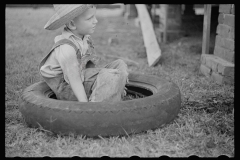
(20, 73, 181, 137)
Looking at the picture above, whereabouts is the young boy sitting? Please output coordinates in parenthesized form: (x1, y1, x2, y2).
(39, 4, 128, 102)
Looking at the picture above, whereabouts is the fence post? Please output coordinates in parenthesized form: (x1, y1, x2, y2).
(202, 4, 212, 55)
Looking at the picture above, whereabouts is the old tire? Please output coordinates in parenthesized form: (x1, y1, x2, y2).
(20, 72, 181, 137)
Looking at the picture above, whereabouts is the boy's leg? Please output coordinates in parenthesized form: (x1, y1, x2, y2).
(89, 59, 129, 102)
(105, 59, 129, 94)
(82, 68, 101, 99)
(56, 81, 78, 101)
(103, 59, 129, 84)
(103, 59, 128, 75)
(89, 68, 128, 102)
(54, 76, 78, 101)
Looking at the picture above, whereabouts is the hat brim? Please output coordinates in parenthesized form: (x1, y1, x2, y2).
(44, 5, 89, 30)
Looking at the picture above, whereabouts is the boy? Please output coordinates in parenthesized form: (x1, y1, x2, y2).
(39, 4, 128, 102)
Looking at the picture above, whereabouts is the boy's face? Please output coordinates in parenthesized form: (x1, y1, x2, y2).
(73, 6, 98, 37)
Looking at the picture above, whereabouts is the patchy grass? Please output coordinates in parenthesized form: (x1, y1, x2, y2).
(6, 7, 234, 157)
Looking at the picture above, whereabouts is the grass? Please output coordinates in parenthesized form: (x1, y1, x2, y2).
(5, 7, 234, 157)
(122, 93, 144, 101)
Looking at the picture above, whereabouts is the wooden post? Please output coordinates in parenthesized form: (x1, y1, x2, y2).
(152, 4, 156, 24)
(161, 5, 182, 43)
(162, 5, 168, 43)
(202, 4, 212, 55)
(136, 4, 161, 67)
(156, 4, 168, 43)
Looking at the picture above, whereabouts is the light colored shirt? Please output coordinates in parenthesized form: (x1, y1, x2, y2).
(40, 27, 90, 83)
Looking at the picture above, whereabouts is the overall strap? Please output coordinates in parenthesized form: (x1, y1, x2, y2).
(38, 39, 79, 72)
(52, 39, 79, 52)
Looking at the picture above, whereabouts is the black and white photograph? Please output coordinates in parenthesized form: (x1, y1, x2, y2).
(6, 4, 234, 157)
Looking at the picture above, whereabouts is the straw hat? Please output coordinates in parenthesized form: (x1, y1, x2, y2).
(44, 4, 91, 30)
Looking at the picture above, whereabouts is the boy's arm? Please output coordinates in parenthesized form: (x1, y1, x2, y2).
(67, 66, 88, 102)
(57, 45, 88, 102)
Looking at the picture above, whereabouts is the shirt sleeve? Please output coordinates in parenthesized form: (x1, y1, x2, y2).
(55, 44, 84, 83)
